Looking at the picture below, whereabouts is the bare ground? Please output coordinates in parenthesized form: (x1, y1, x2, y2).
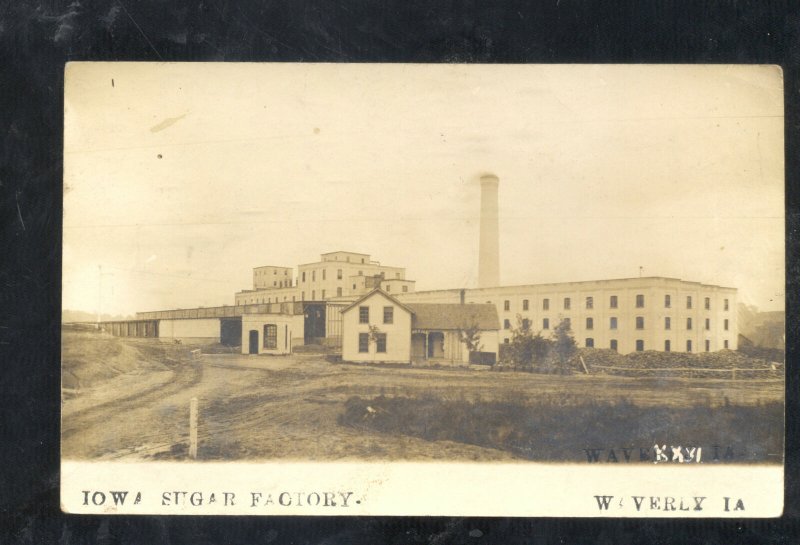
(61, 330, 784, 462)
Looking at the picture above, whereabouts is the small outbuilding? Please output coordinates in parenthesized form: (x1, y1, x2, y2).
(241, 313, 304, 355)
(341, 289, 499, 365)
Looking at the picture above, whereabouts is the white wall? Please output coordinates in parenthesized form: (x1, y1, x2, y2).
(241, 314, 303, 355)
(342, 292, 412, 363)
(159, 318, 220, 341)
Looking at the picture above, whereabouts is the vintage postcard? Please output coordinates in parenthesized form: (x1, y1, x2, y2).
(61, 63, 784, 516)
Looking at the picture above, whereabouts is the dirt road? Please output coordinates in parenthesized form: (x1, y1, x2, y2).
(61, 335, 784, 461)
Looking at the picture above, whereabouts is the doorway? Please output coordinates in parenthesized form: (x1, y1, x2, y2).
(248, 330, 259, 354)
(427, 332, 444, 358)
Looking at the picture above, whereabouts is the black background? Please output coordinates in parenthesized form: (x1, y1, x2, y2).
(1, 0, 798, 543)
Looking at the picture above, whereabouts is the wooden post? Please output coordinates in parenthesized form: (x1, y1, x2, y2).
(189, 397, 198, 459)
(579, 356, 589, 375)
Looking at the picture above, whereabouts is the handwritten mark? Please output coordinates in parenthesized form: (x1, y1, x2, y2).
(150, 113, 188, 133)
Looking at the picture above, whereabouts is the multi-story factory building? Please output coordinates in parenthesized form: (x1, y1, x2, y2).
(396, 277, 737, 355)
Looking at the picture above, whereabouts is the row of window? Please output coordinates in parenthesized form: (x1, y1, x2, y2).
(256, 269, 289, 276)
(359, 306, 394, 324)
(503, 316, 730, 331)
(501, 295, 730, 312)
(300, 269, 403, 283)
(502, 337, 730, 352)
(358, 332, 387, 353)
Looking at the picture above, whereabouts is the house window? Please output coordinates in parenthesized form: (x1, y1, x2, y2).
(504, 300, 510, 311)
(376, 333, 387, 353)
(358, 333, 369, 353)
(610, 317, 618, 329)
(665, 340, 671, 352)
(543, 298, 550, 310)
(636, 294, 644, 308)
(705, 318, 710, 330)
(543, 318, 550, 330)
(504, 319, 511, 329)
(724, 298, 729, 311)
(402, 286, 408, 293)
(586, 296, 594, 309)
(705, 339, 710, 352)
(636, 316, 644, 329)
(610, 295, 618, 309)
(687, 317, 693, 330)
(585, 338, 594, 348)
(383, 306, 393, 324)
(337, 287, 342, 297)
(610, 339, 618, 351)
(724, 319, 729, 331)
(337, 269, 342, 279)
(704, 297, 710, 310)
(523, 299, 529, 311)
(724, 340, 729, 349)
(665, 317, 671, 330)
(586, 317, 593, 330)
(359, 306, 369, 324)
(635, 340, 644, 352)
(686, 340, 692, 352)
(665, 294, 671, 308)
(263, 324, 277, 349)
(563, 297, 571, 310)
(522, 318, 530, 330)
(687, 296, 692, 309)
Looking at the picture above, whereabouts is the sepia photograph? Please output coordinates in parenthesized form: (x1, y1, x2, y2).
(60, 63, 784, 516)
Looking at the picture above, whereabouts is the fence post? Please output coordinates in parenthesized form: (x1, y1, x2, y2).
(189, 397, 198, 459)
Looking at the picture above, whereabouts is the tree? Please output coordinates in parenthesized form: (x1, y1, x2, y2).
(553, 318, 577, 374)
(507, 315, 552, 368)
(458, 321, 483, 354)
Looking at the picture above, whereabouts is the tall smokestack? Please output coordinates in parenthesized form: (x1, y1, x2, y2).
(478, 174, 500, 288)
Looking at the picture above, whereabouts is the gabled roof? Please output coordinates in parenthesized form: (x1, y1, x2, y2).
(341, 288, 415, 315)
(408, 303, 499, 331)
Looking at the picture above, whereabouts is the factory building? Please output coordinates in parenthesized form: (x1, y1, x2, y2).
(395, 277, 737, 355)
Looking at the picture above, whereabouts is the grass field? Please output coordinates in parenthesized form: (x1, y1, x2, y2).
(61, 328, 784, 462)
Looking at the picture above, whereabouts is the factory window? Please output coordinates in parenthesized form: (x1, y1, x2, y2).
(504, 338, 510, 344)
(724, 298, 729, 311)
(321, 290, 326, 299)
(523, 299, 529, 311)
(564, 317, 571, 329)
(263, 324, 277, 349)
(563, 298, 571, 310)
(686, 296, 692, 309)
(358, 270, 363, 276)
(705, 318, 710, 330)
(359, 306, 369, 324)
(665, 294, 671, 308)
(312, 270, 316, 281)
(346, 257, 350, 262)
(724, 340, 729, 349)
(586, 296, 593, 309)
(504, 300, 510, 311)
(610, 317, 618, 329)
(361, 258, 365, 263)
(636, 294, 644, 308)
(543, 298, 550, 310)
(665, 317, 671, 330)
(322, 269, 326, 280)
(704, 297, 710, 310)
(337, 269, 342, 279)
(585, 338, 594, 348)
(292, 296, 296, 302)
(686, 340, 692, 352)
(376, 333, 387, 353)
(358, 333, 369, 353)
(284, 270, 288, 275)
(635, 340, 644, 352)
(301, 291, 305, 300)
(665, 340, 671, 352)
(311, 290, 316, 299)
(396, 272, 400, 278)
(724, 319, 729, 331)
(705, 340, 710, 352)
(384, 306, 393, 324)
(610, 295, 618, 309)
(687, 317, 693, 330)
(522, 318, 530, 330)
(586, 317, 594, 330)
(302, 272, 306, 282)
(610, 339, 618, 351)
(635, 316, 644, 329)
(504, 319, 511, 329)
(353, 284, 356, 290)
(543, 318, 550, 330)
(386, 285, 391, 292)
(402, 286, 408, 293)
(336, 287, 342, 297)
(273, 281, 277, 287)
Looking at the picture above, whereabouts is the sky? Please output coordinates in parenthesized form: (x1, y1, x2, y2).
(63, 63, 785, 317)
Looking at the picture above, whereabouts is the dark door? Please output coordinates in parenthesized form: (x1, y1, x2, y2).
(248, 330, 259, 354)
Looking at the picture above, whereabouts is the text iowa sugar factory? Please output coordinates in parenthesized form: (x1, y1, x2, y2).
(81, 490, 359, 509)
